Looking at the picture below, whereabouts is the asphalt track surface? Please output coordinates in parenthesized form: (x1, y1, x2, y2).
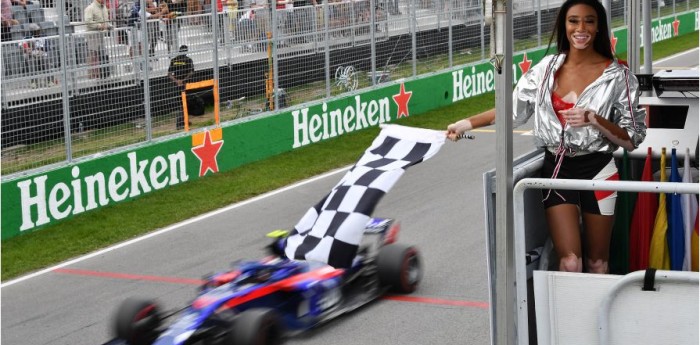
(2, 49, 697, 345)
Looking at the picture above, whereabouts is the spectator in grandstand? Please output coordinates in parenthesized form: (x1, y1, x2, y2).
(159, 1, 179, 54)
(19, 23, 57, 87)
(291, 0, 316, 43)
(386, 0, 400, 15)
(446, 0, 646, 275)
(186, 0, 202, 24)
(84, 0, 112, 78)
(168, 0, 187, 13)
(222, 0, 237, 35)
(235, 0, 264, 51)
(168, 45, 195, 130)
(203, 0, 226, 43)
(144, 0, 162, 57)
(246, 0, 269, 39)
(274, 0, 292, 45)
(353, 0, 370, 25)
(328, 0, 349, 36)
(1, 0, 19, 42)
(126, 1, 143, 70)
(125, 0, 160, 69)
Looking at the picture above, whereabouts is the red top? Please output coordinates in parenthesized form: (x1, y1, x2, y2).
(551, 60, 613, 126)
(551, 92, 574, 126)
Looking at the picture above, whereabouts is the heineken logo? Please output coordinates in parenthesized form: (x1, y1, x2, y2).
(16, 151, 190, 232)
(452, 66, 497, 102)
(644, 20, 674, 43)
(292, 95, 392, 149)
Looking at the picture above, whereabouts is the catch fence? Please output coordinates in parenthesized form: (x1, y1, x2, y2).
(1, 0, 697, 177)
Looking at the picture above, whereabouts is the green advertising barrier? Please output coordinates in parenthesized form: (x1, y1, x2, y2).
(2, 10, 697, 240)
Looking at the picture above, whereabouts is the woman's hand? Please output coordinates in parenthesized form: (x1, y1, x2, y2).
(561, 107, 635, 151)
(558, 108, 596, 127)
(446, 119, 472, 141)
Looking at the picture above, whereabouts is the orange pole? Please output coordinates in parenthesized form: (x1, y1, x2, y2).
(181, 90, 189, 132)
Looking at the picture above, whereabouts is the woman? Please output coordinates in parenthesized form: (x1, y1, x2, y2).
(446, 0, 646, 274)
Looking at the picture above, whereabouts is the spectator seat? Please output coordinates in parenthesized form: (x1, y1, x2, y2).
(9, 24, 24, 40)
(39, 20, 58, 36)
(20, 23, 37, 36)
(2, 43, 25, 77)
(11, 5, 28, 25)
(27, 7, 45, 24)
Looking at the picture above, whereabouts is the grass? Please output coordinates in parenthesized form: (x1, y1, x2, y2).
(2, 31, 698, 281)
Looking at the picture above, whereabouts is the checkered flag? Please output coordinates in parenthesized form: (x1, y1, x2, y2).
(284, 125, 446, 268)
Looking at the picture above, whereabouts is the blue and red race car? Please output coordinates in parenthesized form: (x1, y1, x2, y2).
(110, 218, 422, 345)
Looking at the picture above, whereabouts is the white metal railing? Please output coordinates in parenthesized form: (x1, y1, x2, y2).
(597, 269, 699, 345)
(512, 178, 699, 344)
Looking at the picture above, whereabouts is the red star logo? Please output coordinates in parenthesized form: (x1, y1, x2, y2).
(518, 52, 532, 74)
(672, 17, 680, 36)
(610, 31, 618, 53)
(191, 131, 223, 177)
(392, 83, 413, 119)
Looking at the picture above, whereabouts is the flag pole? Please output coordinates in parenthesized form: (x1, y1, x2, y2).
(491, 0, 515, 344)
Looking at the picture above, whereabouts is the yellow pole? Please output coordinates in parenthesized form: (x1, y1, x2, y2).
(266, 31, 274, 110)
(214, 79, 220, 126)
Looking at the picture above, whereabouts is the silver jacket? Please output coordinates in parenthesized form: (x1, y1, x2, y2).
(513, 54, 647, 155)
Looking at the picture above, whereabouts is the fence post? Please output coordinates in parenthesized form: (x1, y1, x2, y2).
(140, 0, 153, 140)
(211, 0, 221, 109)
(225, 11, 233, 66)
(58, 0, 72, 162)
(324, 0, 331, 98)
(272, 5, 279, 110)
(448, 0, 452, 67)
(370, 0, 377, 86)
(672, 0, 676, 17)
(480, 0, 485, 62)
(410, 0, 416, 76)
(536, 0, 542, 47)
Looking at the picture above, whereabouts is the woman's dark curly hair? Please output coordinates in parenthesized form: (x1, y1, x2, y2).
(545, 0, 615, 59)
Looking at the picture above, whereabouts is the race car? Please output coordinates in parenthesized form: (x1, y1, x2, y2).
(110, 217, 422, 345)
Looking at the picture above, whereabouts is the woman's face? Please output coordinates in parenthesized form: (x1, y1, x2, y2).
(565, 4, 598, 50)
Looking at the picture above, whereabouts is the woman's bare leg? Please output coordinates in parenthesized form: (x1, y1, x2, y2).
(582, 213, 614, 274)
(546, 204, 583, 272)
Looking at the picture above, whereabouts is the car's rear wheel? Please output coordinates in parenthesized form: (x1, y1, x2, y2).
(377, 244, 422, 293)
(230, 308, 282, 345)
(113, 298, 161, 345)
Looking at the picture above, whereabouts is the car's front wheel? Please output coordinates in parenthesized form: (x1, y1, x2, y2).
(113, 298, 161, 345)
(377, 244, 422, 293)
(229, 308, 282, 345)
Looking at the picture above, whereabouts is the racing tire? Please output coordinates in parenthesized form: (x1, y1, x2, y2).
(377, 244, 422, 294)
(113, 298, 162, 345)
(230, 308, 282, 345)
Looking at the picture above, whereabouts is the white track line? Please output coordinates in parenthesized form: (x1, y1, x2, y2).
(1, 166, 350, 288)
